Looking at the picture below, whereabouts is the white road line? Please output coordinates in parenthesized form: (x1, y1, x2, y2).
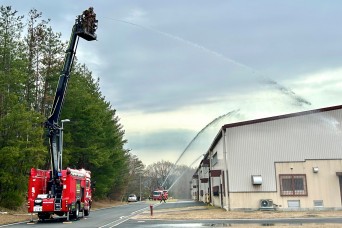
(0, 221, 27, 227)
(98, 205, 160, 228)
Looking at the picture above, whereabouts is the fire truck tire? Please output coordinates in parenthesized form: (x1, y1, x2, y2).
(70, 203, 80, 220)
(38, 212, 51, 221)
(84, 208, 90, 216)
(74, 203, 80, 220)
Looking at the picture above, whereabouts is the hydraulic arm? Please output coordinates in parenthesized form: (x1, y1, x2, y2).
(45, 7, 98, 196)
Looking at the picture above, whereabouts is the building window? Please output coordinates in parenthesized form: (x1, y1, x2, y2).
(200, 178, 208, 183)
(212, 152, 218, 166)
(279, 174, 307, 196)
(203, 167, 209, 174)
(287, 200, 300, 208)
(212, 186, 219, 196)
(313, 200, 323, 207)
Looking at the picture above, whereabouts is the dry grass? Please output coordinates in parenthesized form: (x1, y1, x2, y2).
(91, 199, 127, 209)
(0, 213, 36, 225)
(133, 205, 342, 228)
(0, 204, 37, 225)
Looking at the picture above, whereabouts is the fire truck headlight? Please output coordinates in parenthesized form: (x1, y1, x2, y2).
(34, 199, 42, 203)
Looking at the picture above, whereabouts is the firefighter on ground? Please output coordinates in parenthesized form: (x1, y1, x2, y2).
(160, 192, 166, 203)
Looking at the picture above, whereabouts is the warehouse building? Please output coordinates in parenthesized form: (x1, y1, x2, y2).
(191, 105, 342, 211)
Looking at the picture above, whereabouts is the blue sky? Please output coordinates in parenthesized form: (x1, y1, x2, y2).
(4, 0, 342, 165)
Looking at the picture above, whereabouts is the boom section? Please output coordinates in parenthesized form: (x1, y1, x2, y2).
(45, 8, 98, 182)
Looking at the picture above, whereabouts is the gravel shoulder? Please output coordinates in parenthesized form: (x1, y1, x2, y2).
(132, 203, 342, 228)
(133, 203, 342, 220)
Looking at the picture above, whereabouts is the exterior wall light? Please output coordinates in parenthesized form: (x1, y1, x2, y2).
(313, 167, 319, 173)
(251, 175, 262, 185)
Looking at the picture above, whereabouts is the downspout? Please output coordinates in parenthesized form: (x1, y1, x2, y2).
(208, 151, 212, 205)
(222, 128, 230, 211)
(197, 172, 200, 201)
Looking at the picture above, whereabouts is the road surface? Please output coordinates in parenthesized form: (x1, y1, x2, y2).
(2, 201, 342, 228)
(0, 202, 150, 228)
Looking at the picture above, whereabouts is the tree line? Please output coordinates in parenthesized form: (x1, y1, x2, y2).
(126, 158, 195, 201)
(0, 6, 195, 210)
(0, 5, 132, 209)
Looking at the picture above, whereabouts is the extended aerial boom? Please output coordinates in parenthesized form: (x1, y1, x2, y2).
(46, 7, 98, 182)
(28, 8, 98, 221)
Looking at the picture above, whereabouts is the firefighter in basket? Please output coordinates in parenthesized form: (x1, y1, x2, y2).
(82, 7, 97, 34)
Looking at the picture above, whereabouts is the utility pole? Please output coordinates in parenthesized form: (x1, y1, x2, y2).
(139, 174, 142, 201)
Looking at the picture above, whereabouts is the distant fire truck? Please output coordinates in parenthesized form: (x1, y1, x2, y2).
(27, 8, 98, 221)
(152, 189, 169, 201)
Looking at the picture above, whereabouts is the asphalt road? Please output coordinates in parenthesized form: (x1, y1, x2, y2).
(2, 201, 342, 228)
(1, 202, 150, 228)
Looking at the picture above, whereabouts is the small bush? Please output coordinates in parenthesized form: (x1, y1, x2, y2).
(0, 192, 24, 210)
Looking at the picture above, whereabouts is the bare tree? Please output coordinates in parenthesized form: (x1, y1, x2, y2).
(124, 153, 145, 200)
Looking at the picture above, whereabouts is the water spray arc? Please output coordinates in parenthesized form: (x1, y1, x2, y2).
(103, 17, 312, 107)
(161, 109, 240, 188)
(102, 17, 315, 196)
(168, 154, 204, 191)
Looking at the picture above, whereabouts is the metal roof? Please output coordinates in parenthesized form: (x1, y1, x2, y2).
(209, 104, 342, 152)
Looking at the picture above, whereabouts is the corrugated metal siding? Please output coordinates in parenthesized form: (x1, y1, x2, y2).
(211, 138, 225, 172)
(225, 109, 342, 192)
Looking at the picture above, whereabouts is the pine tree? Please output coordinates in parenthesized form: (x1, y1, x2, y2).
(24, 9, 49, 112)
(0, 6, 24, 118)
(40, 27, 65, 117)
(61, 64, 129, 200)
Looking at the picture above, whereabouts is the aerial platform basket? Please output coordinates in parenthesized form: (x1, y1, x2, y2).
(76, 28, 97, 41)
(75, 9, 98, 41)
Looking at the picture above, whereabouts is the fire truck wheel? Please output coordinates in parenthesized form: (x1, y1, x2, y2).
(70, 203, 80, 220)
(38, 212, 51, 221)
(84, 208, 90, 216)
(74, 204, 80, 220)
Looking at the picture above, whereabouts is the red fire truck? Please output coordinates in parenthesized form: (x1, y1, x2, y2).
(152, 190, 169, 201)
(27, 8, 98, 221)
(27, 168, 92, 220)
